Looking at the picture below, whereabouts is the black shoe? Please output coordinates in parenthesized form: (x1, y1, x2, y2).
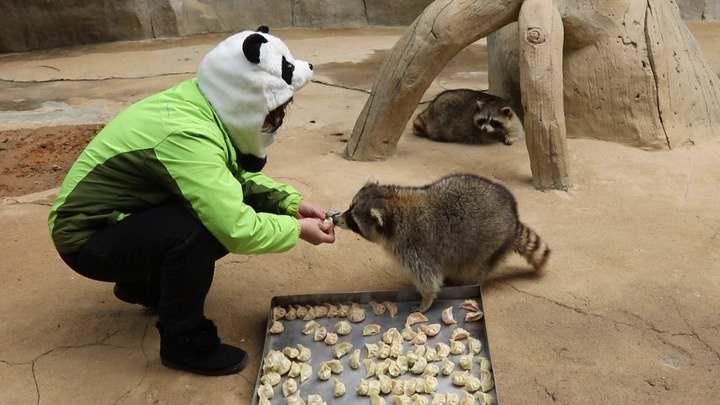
(113, 282, 159, 310)
(158, 319, 248, 376)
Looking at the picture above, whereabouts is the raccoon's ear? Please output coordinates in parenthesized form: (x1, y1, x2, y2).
(370, 208, 384, 227)
(500, 106, 514, 118)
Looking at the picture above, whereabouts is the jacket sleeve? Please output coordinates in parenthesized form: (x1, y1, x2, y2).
(238, 171, 303, 217)
(153, 131, 300, 255)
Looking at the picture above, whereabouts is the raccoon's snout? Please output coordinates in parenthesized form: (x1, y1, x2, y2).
(333, 212, 349, 229)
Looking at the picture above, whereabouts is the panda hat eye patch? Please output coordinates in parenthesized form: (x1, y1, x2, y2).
(281, 56, 295, 85)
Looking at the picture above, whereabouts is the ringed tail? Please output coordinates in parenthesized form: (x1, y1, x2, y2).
(514, 222, 551, 272)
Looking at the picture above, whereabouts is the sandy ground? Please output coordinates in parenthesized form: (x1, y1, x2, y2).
(1, 25, 719, 405)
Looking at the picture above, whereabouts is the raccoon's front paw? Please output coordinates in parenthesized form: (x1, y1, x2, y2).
(503, 136, 517, 146)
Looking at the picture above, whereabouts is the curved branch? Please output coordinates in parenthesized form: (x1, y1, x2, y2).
(345, 0, 524, 160)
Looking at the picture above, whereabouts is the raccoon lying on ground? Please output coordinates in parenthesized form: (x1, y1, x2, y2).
(414, 89, 524, 145)
(333, 174, 550, 313)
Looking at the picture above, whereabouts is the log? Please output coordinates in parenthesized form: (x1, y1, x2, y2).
(345, 0, 524, 160)
(518, 0, 570, 190)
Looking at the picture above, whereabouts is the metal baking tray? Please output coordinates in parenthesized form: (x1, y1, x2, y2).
(251, 285, 499, 404)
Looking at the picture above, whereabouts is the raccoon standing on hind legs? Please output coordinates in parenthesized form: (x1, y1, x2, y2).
(332, 174, 550, 313)
(414, 89, 524, 146)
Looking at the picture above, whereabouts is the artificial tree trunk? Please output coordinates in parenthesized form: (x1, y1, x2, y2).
(347, 0, 720, 189)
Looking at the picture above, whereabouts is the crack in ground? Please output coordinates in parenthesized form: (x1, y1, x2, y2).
(510, 285, 720, 364)
(0, 71, 195, 84)
(535, 379, 557, 402)
(111, 318, 154, 405)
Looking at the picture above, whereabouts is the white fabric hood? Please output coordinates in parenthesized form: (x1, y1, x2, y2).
(197, 27, 313, 166)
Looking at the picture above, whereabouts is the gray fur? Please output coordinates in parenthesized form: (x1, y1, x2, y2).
(414, 89, 525, 145)
(335, 174, 550, 312)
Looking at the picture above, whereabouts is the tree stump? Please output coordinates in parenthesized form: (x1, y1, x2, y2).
(346, 0, 720, 190)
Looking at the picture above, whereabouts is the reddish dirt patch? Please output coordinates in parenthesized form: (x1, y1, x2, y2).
(0, 124, 103, 197)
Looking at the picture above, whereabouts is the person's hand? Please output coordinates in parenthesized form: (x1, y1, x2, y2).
(296, 201, 326, 220)
(299, 218, 335, 245)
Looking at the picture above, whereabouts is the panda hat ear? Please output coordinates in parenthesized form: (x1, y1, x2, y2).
(256, 25, 270, 33)
(242, 33, 268, 64)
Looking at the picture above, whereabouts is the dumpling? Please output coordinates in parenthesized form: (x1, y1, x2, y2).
(412, 331, 428, 345)
(334, 342, 353, 358)
(313, 326, 327, 342)
(368, 380, 382, 396)
(258, 397, 270, 405)
(431, 394, 447, 405)
(263, 350, 291, 375)
(299, 363, 312, 383)
(441, 358, 455, 376)
(465, 376, 482, 393)
(410, 356, 428, 374)
(370, 394, 386, 405)
(460, 393, 476, 405)
(303, 320, 320, 335)
(307, 394, 326, 405)
(424, 346, 439, 362)
(335, 321, 352, 335)
(366, 343, 380, 359)
(479, 370, 495, 393)
(468, 337, 483, 355)
(363, 358, 377, 378)
(323, 332, 338, 345)
(326, 303, 339, 318)
(446, 393, 460, 405)
(383, 327, 403, 345)
(459, 353, 474, 371)
(297, 344, 312, 362)
(283, 346, 299, 359)
(383, 301, 399, 317)
(318, 362, 332, 380)
(375, 359, 390, 376)
(396, 356, 410, 373)
(379, 374, 393, 394)
(295, 305, 309, 319)
(422, 375, 439, 394)
(450, 340, 466, 355)
(436, 342, 451, 359)
(288, 361, 301, 378)
(282, 378, 298, 397)
(363, 324, 382, 336)
(413, 394, 430, 405)
(393, 394, 412, 405)
(285, 306, 298, 321)
(333, 378, 346, 397)
(474, 391, 497, 405)
(390, 341, 404, 358)
(349, 303, 366, 323)
(286, 394, 306, 405)
(391, 379, 405, 396)
(413, 344, 427, 357)
(314, 304, 329, 318)
(323, 359, 343, 374)
(270, 321, 285, 335)
(337, 304, 351, 318)
(424, 363, 440, 377)
(406, 312, 429, 326)
(403, 379, 417, 396)
(461, 299, 480, 312)
(260, 371, 281, 386)
(478, 356, 492, 372)
(418, 323, 441, 337)
(451, 371, 470, 387)
(442, 306, 457, 325)
(379, 343, 392, 359)
(451, 328, 470, 341)
(465, 311, 484, 322)
(387, 359, 402, 377)
(370, 301, 387, 316)
(257, 383, 274, 400)
(357, 378, 370, 396)
(349, 349, 361, 369)
(402, 325, 418, 341)
(272, 306, 287, 321)
(303, 306, 317, 321)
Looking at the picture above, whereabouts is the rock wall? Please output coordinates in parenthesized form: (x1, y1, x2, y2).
(677, 0, 720, 20)
(0, 0, 434, 53)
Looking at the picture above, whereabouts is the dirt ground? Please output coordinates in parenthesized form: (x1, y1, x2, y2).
(0, 25, 719, 405)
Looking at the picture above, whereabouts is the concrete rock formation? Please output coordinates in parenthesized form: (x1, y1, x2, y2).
(0, 0, 434, 53)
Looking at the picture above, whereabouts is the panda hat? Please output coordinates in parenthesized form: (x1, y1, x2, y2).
(198, 26, 313, 171)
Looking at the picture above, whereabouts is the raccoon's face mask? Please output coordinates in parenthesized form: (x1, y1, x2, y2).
(473, 103, 513, 143)
(336, 183, 390, 243)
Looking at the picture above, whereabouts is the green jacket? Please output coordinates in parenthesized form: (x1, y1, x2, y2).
(49, 79, 302, 255)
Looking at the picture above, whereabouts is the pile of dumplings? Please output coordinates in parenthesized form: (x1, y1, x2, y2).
(258, 299, 496, 405)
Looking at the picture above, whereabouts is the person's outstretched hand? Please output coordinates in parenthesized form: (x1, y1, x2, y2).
(299, 218, 335, 245)
(296, 202, 326, 220)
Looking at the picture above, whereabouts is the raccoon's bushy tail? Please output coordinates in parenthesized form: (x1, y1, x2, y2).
(513, 222, 551, 272)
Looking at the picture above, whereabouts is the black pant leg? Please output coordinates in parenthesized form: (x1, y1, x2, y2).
(62, 202, 228, 333)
